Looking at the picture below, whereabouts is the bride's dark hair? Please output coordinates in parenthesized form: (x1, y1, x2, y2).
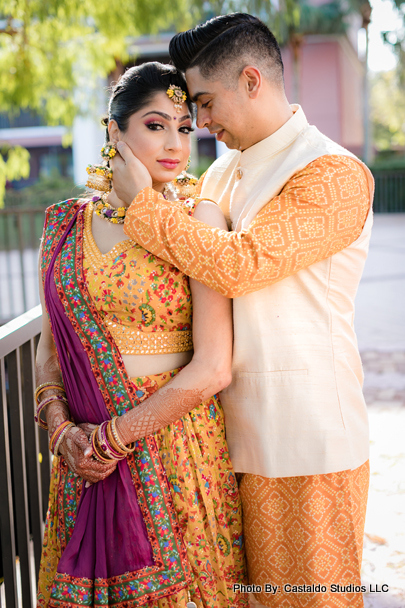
(101, 62, 193, 140)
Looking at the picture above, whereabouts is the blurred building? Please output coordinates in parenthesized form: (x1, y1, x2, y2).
(0, 112, 72, 188)
(283, 33, 365, 158)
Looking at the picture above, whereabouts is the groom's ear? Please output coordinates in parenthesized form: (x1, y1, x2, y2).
(241, 66, 262, 100)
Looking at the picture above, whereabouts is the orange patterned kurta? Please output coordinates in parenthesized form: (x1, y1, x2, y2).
(123, 155, 370, 298)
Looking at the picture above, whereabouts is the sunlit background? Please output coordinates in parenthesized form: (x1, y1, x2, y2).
(0, 0, 404, 605)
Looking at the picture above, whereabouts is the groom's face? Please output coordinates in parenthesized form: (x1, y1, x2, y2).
(186, 67, 251, 151)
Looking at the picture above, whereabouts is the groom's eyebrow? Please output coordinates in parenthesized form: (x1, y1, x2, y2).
(191, 91, 209, 103)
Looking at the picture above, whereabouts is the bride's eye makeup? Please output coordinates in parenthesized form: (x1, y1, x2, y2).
(143, 117, 194, 135)
(179, 125, 194, 134)
(144, 120, 164, 130)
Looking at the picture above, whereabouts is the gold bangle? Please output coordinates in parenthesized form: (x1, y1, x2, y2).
(35, 382, 65, 404)
(110, 417, 135, 453)
(106, 423, 127, 456)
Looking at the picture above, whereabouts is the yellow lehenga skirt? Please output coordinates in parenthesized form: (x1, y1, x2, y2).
(37, 370, 248, 608)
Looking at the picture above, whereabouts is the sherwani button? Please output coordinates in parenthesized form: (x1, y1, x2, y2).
(236, 168, 243, 180)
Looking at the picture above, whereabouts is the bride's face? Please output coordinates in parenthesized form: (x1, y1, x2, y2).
(109, 91, 193, 190)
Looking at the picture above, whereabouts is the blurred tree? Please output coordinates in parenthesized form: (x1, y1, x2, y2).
(381, 0, 405, 84)
(0, 0, 192, 206)
(370, 70, 405, 150)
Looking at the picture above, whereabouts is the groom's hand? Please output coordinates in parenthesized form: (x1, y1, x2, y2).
(110, 141, 152, 205)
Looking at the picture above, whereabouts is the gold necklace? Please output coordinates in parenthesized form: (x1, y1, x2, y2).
(95, 184, 177, 224)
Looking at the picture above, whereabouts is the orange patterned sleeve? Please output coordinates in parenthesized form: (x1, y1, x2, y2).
(124, 155, 371, 298)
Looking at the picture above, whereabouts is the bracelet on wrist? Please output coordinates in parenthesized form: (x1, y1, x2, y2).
(49, 420, 75, 456)
(34, 394, 69, 431)
(35, 381, 65, 405)
(98, 422, 126, 461)
(89, 418, 135, 463)
(110, 417, 135, 454)
(91, 428, 116, 463)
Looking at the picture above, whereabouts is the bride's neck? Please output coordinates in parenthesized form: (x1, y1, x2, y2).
(107, 181, 165, 208)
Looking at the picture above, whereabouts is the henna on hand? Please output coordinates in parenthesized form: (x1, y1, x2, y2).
(35, 354, 62, 389)
(46, 400, 71, 436)
(36, 354, 69, 433)
(77, 422, 97, 439)
(59, 426, 117, 484)
(116, 386, 205, 445)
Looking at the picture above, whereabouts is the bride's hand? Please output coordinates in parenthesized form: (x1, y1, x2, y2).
(59, 425, 117, 484)
(110, 141, 152, 205)
(77, 422, 97, 439)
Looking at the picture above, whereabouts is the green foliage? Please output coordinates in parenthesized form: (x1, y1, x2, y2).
(298, 0, 349, 36)
(369, 154, 405, 170)
(194, 0, 301, 44)
(0, 144, 30, 207)
(197, 0, 354, 46)
(370, 70, 405, 151)
(4, 174, 81, 208)
(0, 0, 193, 202)
(0, 0, 193, 124)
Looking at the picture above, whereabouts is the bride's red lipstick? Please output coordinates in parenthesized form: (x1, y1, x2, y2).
(158, 159, 180, 169)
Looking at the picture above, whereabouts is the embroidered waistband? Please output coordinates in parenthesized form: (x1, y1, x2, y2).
(105, 320, 193, 355)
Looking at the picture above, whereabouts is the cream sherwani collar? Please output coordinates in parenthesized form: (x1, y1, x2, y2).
(239, 104, 308, 167)
(200, 104, 310, 223)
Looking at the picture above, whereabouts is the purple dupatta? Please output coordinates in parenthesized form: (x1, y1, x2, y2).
(44, 204, 154, 579)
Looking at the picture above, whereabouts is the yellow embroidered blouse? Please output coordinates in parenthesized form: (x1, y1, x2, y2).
(83, 201, 195, 355)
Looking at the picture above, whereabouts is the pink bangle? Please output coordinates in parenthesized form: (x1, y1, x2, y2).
(97, 422, 126, 461)
(91, 428, 113, 463)
(34, 394, 69, 431)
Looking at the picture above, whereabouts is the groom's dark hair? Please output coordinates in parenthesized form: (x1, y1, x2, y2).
(169, 13, 284, 89)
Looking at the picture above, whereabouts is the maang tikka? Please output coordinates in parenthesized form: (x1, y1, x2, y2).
(166, 84, 187, 113)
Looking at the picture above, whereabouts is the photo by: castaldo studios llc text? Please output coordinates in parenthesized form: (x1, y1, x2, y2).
(233, 583, 390, 595)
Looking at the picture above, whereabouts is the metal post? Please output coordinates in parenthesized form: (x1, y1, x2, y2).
(0, 357, 18, 608)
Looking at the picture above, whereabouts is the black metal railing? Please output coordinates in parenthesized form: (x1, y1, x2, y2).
(372, 170, 405, 213)
(0, 306, 50, 608)
(0, 208, 45, 324)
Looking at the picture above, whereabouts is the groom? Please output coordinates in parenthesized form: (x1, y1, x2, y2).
(112, 13, 374, 608)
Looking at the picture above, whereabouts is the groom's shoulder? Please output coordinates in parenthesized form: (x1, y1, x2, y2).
(204, 149, 240, 183)
(210, 149, 239, 171)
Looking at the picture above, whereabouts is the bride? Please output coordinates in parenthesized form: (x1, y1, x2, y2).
(35, 61, 247, 608)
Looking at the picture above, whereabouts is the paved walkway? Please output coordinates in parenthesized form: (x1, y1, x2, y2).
(356, 214, 405, 606)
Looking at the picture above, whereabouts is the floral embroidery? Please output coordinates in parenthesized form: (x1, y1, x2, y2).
(38, 198, 248, 608)
(139, 302, 156, 326)
(39, 200, 192, 606)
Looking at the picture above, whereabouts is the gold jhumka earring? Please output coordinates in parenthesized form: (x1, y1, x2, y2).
(85, 143, 117, 193)
(86, 143, 128, 224)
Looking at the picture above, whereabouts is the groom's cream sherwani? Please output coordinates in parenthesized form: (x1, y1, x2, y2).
(123, 106, 374, 608)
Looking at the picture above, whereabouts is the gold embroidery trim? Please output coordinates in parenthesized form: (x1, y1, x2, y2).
(105, 320, 193, 355)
